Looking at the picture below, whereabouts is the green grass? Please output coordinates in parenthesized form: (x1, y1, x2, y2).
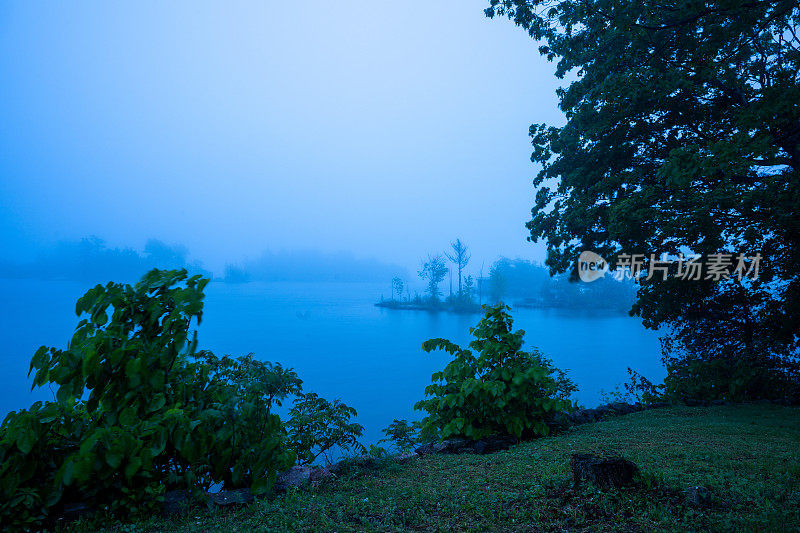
(74, 404, 800, 532)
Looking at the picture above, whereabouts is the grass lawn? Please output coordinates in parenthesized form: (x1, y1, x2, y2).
(75, 404, 800, 532)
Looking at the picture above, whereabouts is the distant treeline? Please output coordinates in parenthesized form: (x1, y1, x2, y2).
(0, 237, 209, 283)
(485, 258, 636, 311)
(223, 250, 407, 283)
(0, 237, 407, 284)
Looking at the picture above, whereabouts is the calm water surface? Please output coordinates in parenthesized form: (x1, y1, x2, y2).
(0, 279, 664, 446)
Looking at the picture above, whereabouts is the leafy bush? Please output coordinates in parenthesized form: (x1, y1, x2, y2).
(623, 344, 800, 405)
(197, 352, 302, 491)
(379, 419, 423, 452)
(624, 335, 800, 405)
(600, 368, 663, 405)
(0, 400, 90, 528)
(286, 392, 365, 465)
(622, 368, 662, 404)
(0, 270, 296, 528)
(414, 304, 575, 440)
(366, 444, 391, 460)
(0, 268, 375, 528)
(661, 356, 800, 403)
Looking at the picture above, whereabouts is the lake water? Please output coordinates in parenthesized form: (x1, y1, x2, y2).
(0, 278, 664, 447)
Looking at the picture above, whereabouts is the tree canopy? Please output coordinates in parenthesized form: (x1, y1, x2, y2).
(487, 1, 799, 382)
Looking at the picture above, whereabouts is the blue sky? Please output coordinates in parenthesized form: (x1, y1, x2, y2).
(0, 0, 563, 273)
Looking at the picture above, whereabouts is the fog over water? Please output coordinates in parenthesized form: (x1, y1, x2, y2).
(0, 279, 663, 447)
(1, 0, 562, 272)
(0, 1, 665, 442)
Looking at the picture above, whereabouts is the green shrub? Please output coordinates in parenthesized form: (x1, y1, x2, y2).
(650, 330, 800, 404)
(198, 352, 301, 491)
(0, 400, 89, 528)
(0, 268, 376, 528)
(605, 367, 664, 405)
(379, 419, 423, 452)
(0, 269, 296, 528)
(624, 348, 800, 405)
(663, 357, 786, 403)
(286, 392, 365, 465)
(414, 303, 575, 441)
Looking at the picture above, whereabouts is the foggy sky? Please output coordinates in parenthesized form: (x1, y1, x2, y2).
(0, 0, 563, 275)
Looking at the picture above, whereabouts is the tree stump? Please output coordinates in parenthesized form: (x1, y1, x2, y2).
(570, 453, 639, 489)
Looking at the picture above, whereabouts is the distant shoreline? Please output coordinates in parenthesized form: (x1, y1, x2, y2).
(374, 300, 482, 314)
(375, 299, 631, 315)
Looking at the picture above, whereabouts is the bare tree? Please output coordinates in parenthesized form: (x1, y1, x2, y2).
(479, 261, 484, 305)
(445, 239, 471, 296)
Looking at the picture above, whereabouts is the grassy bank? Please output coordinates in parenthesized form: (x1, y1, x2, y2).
(74, 404, 800, 532)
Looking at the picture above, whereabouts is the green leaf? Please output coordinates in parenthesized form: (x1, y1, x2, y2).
(106, 451, 123, 469)
(119, 407, 137, 427)
(124, 457, 142, 479)
(55, 386, 72, 405)
(16, 429, 36, 455)
(61, 459, 75, 485)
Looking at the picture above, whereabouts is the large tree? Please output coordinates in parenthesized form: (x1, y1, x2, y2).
(486, 1, 800, 387)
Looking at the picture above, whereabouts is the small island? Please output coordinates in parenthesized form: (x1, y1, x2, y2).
(376, 239, 482, 313)
(377, 239, 637, 314)
(375, 295, 481, 314)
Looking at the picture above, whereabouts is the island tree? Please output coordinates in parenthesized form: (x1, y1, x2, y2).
(464, 274, 476, 301)
(392, 276, 404, 301)
(418, 254, 449, 301)
(445, 238, 471, 296)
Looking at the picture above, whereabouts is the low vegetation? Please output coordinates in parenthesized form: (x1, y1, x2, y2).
(415, 304, 575, 440)
(0, 270, 363, 529)
(3, 269, 798, 531)
(70, 404, 800, 532)
(0, 270, 581, 530)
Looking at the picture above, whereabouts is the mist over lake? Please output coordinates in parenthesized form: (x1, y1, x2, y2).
(0, 277, 662, 447)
